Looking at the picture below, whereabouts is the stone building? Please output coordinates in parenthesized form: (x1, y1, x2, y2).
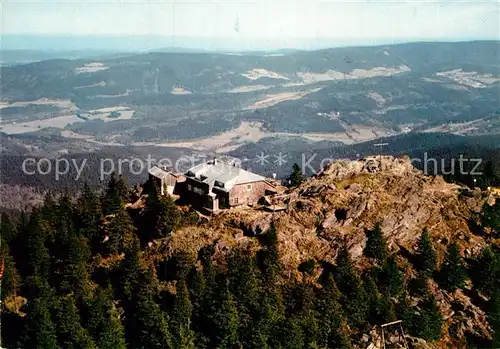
(180, 159, 275, 212)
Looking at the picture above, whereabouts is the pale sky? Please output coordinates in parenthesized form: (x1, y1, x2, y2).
(2, 0, 499, 49)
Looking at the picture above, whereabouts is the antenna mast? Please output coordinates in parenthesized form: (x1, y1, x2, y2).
(373, 142, 389, 169)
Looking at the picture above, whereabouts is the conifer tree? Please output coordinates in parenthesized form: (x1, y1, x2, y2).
(77, 182, 103, 242)
(439, 243, 467, 292)
(102, 172, 125, 215)
(418, 295, 444, 341)
(60, 235, 93, 301)
(127, 270, 173, 349)
(55, 193, 76, 241)
(378, 255, 405, 297)
(473, 247, 499, 295)
(280, 317, 305, 349)
(488, 287, 500, 347)
(484, 160, 499, 187)
(482, 199, 500, 234)
(188, 267, 206, 324)
(191, 246, 216, 346)
(40, 192, 57, 230)
(25, 211, 51, 281)
(210, 278, 240, 348)
(120, 234, 142, 301)
(363, 273, 382, 324)
(416, 228, 437, 277)
(171, 279, 195, 349)
(48, 195, 78, 289)
(397, 291, 443, 341)
(22, 297, 58, 349)
(289, 163, 304, 187)
(54, 295, 96, 349)
(0, 212, 17, 243)
(227, 250, 261, 344)
(317, 274, 351, 348)
(155, 195, 181, 238)
(107, 207, 135, 254)
(378, 291, 397, 325)
(260, 222, 281, 277)
(291, 282, 320, 348)
(85, 285, 126, 349)
(252, 222, 285, 347)
(363, 222, 388, 264)
(0, 241, 20, 300)
(116, 174, 129, 202)
(334, 246, 368, 328)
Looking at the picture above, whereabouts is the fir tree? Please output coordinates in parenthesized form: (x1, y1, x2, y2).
(0, 212, 17, 243)
(210, 278, 240, 348)
(416, 228, 437, 277)
(54, 295, 96, 349)
(85, 286, 126, 349)
(60, 235, 93, 301)
(488, 287, 500, 347)
(0, 241, 20, 300)
(439, 243, 467, 292)
(292, 282, 320, 348)
(260, 222, 281, 277)
(334, 246, 368, 328)
(116, 174, 129, 202)
(76, 182, 103, 243)
(120, 234, 142, 301)
(317, 274, 351, 348)
(418, 295, 444, 341)
(484, 160, 499, 187)
(102, 172, 125, 215)
(40, 192, 57, 231)
(378, 255, 405, 297)
(252, 222, 285, 347)
(54, 193, 76, 242)
(363, 222, 388, 264)
(171, 279, 195, 349)
(363, 273, 382, 325)
(473, 247, 499, 295)
(482, 199, 500, 234)
(107, 207, 135, 254)
(155, 195, 181, 238)
(289, 163, 304, 187)
(280, 317, 305, 349)
(22, 297, 58, 349)
(25, 211, 51, 281)
(227, 250, 261, 344)
(378, 291, 397, 324)
(127, 270, 173, 349)
(397, 291, 443, 341)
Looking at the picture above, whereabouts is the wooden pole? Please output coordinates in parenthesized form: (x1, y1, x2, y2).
(399, 322, 410, 349)
(381, 326, 386, 349)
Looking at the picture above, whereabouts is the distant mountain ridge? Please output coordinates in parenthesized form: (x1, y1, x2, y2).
(0, 40, 498, 157)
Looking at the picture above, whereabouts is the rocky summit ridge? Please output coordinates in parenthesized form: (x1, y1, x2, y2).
(147, 155, 495, 347)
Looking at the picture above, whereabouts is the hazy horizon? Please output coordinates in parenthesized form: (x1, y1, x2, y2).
(3, 0, 499, 52)
(2, 34, 499, 53)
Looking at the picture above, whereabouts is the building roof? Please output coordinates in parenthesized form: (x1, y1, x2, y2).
(148, 165, 174, 180)
(185, 160, 266, 191)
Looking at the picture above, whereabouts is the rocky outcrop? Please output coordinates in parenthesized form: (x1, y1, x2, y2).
(162, 155, 495, 347)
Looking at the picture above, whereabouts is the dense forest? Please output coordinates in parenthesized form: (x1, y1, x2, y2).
(1, 171, 500, 349)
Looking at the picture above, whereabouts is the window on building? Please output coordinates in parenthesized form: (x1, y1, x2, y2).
(247, 184, 252, 191)
(234, 197, 239, 204)
(193, 186, 205, 195)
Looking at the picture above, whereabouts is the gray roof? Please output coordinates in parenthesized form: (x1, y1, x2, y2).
(186, 161, 266, 191)
(148, 166, 172, 179)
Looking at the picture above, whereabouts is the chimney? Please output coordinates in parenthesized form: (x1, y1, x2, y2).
(213, 157, 217, 165)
